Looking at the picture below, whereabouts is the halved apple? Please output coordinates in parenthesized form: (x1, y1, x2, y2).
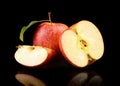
(59, 20, 104, 68)
(14, 45, 56, 67)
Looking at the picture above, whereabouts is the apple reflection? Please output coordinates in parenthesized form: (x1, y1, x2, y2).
(15, 69, 103, 86)
(68, 70, 103, 86)
(15, 71, 46, 86)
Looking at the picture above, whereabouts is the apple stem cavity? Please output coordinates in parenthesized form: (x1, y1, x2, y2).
(80, 40, 87, 47)
(76, 33, 88, 52)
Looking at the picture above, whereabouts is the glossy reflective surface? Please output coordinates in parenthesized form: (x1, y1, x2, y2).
(1, 57, 118, 86)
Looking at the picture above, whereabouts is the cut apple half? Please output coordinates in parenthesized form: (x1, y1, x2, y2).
(59, 20, 104, 67)
(15, 73, 46, 86)
(14, 45, 55, 67)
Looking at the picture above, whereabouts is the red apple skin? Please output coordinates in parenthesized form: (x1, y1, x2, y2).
(33, 22, 68, 53)
(58, 29, 95, 68)
(39, 48, 56, 67)
(58, 33, 77, 67)
(59, 20, 104, 68)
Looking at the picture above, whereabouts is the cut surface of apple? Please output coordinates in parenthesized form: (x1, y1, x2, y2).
(15, 73, 46, 86)
(59, 20, 104, 67)
(14, 45, 55, 67)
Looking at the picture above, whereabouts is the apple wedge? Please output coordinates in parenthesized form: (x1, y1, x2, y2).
(59, 20, 104, 67)
(14, 45, 56, 67)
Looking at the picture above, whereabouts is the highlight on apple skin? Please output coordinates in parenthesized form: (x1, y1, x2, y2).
(14, 17, 104, 68)
(59, 20, 104, 68)
(33, 22, 68, 53)
(14, 45, 56, 67)
(14, 21, 68, 68)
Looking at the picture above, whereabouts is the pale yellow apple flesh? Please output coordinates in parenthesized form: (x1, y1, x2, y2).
(59, 20, 104, 67)
(14, 45, 48, 67)
(15, 73, 46, 86)
(60, 30, 89, 67)
(72, 20, 104, 59)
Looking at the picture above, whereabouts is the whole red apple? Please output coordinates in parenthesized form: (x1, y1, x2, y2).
(15, 22, 68, 68)
(33, 22, 68, 53)
(15, 12, 69, 67)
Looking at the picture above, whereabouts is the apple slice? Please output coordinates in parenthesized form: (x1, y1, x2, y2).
(14, 45, 56, 67)
(59, 20, 104, 67)
(15, 73, 46, 86)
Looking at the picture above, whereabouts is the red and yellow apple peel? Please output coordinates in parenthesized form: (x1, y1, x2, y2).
(14, 12, 104, 68)
(59, 20, 104, 68)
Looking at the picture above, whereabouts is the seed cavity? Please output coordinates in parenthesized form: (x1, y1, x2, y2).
(80, 40, 87, 47)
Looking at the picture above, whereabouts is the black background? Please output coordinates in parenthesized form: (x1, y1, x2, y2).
(0, 0, 119, 86)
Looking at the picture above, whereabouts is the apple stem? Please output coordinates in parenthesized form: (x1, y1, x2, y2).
(48, 12, 52, 24)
